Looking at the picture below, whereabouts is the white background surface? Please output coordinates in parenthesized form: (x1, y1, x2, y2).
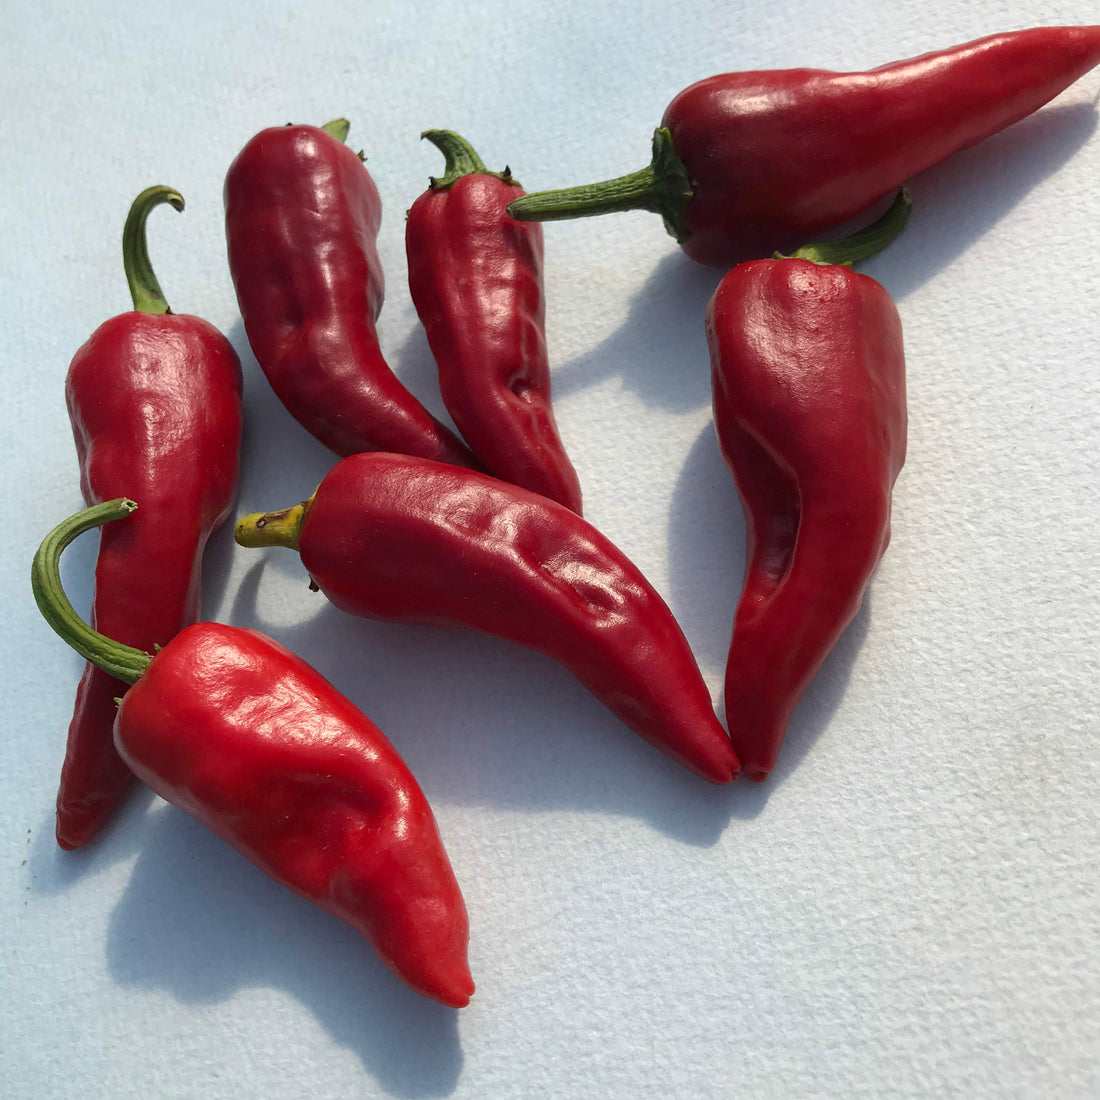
(3, 2, 1099, 1096)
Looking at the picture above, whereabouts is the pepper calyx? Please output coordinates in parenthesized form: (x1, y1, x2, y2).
(31, 500, 154, 686)
(123, 186, 185, 316)
(780, 188, 912, 268)
(505, 127, 692, 243)
(234, 494, 316, 551)
(321, 118, 351, 143)
(421, 130, 519, 190)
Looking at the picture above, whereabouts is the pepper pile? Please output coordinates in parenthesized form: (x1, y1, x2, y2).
(32, 25, 1100, 1008)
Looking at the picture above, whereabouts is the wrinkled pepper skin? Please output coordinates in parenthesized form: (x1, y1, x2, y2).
(60, 193, 242, 850)
(706, 259, 906, 780)
(225, 122, 478, 466)
(115, 623, 473, 1008)
(511, 26, 1100, 266)
(238, 454, 739, 784)
(406, 131, 583, 513)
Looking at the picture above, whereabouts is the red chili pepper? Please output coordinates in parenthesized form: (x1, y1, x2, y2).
(508, 26, 1100, 266)
(406, 131, 583, 513)
(225, 118, 478, 466)
(707, 192, 910, 780)
(59, 187, 243, 850)
(32, 500, 474, 1008)
(235, 454, 739, 784)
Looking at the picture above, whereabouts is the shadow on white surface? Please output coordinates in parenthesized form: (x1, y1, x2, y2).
(540, 101, 1097, 421)
(881, 102, 1098, 302)
(29, 784, 157, 893)
(666, 421, 745, 675)
(551, 252, 721, 413)
(103, 805, 464, 1096)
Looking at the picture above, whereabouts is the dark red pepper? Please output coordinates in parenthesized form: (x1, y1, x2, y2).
(706, 193, 910, 780)
(32, 500, 473, 1008)
(235, 454, 739, 784)
(60, 187, 243, 850)
(406, 131, 583, 513)
(508, 26, 1100, 266)
(225, 118, 478, 466)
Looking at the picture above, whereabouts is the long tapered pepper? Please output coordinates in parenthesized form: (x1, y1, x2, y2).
(508, 26, 1100, 266)
(32, 500, 473, 1008)
(224, 118, 478, 467)
(59, 187, 242, 850)
(406, 131, 583, 513)
(707, 193, 910, 780)
(235, 453, 739, 783)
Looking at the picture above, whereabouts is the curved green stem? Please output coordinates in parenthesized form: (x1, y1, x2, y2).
(31, 500, 153, 685)
(321, 118, 351, 143)
(234, 499, 311, 550)
(783, 188, 912, 268)
(506, 128, 692, 243)
(123, 186, 184, 315)
(421, 130, 517, 189)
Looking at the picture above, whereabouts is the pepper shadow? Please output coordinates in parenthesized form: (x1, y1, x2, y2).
(874, 101, 1098, 303)
(215, 319, 338, 530)
(227, 559, 736, 849)
(29, 784, 157, 896)
(388, 313, 459, 431)
(538, 101, 1097, 416)
(723, 599, 874, 820)
(105, 802, 464, 1098)
(668, 422, 872, 817)
(550, 252, 722, 414)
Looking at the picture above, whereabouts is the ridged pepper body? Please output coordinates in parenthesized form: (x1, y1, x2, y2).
(224, 124, 477, 466)
(62, 313, 242, 848)
(286, 453, 737, 783)
(706, 259, 906, 780)
(406, 161, 582, 512)
(114, 623, 473, 1008)
(667, 26, 1100, 265)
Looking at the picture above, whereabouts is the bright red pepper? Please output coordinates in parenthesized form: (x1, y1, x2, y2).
(32, 500, 473, 1008)
(235, 453, 739, 784)
(406, 131, 583, 513)
(507, 26, 1100, 266)
(59, 187, 243, 850)
(706, 193, 910, 780)
(225, 118, 478, 467)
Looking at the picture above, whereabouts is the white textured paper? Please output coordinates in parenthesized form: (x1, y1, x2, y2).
(2, 2, 1098, 1096)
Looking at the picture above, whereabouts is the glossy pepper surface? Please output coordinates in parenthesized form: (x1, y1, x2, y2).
(508, 26, 1100, 266)
(236, 453, 739, 784)
(706, 194, 909, 780)
(407, 131, 582, 513)
(59, 187, 243, 850)
(225, 119, 478, 466)
(32, 501, 473, 1008)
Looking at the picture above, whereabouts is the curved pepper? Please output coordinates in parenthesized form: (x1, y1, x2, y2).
(508, 26, 1100, 266)
(236, 454, 738, 784)
(60, 187, 243, 850)
(32, 500, 473, 1008)
(707, 193, 910, 780)
(406, 130, 583, 513)
(225, 118, 478, 466)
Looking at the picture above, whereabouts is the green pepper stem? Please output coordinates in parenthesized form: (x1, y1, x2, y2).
(31, 500, 153, 685)
(122, 186, 185, 315)
(234, 499, 311, 550)
(321, 118, 351, 143)
(421, 130, 518, 189)
(506, 128, 692, 243)
(783, 188, 912, 268)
